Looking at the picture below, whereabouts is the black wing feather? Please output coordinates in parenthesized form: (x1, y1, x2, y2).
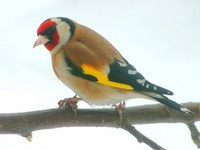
(108, 58, 173, 95)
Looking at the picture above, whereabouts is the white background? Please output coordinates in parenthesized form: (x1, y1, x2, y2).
(0, 0, 200, 149)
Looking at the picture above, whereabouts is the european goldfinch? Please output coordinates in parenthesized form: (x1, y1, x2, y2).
(33, 17, 191, 114)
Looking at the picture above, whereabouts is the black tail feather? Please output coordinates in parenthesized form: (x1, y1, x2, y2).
(144, 93, 193, 114)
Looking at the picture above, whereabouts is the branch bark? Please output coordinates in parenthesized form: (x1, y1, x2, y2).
(0, 102, 199, 149)
(187, 123, 200, 148)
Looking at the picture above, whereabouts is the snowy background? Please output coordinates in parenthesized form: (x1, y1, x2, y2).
(0, 0, 200, 149)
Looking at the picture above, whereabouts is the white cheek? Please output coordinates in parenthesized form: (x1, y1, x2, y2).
(57, 22, 71, 42)
(50, 22, 71, 56)
(59, 30, 71, 46)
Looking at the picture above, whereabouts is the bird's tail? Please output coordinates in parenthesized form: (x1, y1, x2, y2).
(143, 92, 193, 114)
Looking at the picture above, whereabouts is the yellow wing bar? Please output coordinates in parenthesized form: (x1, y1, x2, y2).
(82, 64, 133, 90)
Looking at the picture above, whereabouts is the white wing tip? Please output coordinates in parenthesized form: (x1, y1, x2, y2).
(180, 107, 194, 114)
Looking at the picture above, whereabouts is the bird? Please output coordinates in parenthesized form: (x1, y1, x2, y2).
(33, 17, 192, 117)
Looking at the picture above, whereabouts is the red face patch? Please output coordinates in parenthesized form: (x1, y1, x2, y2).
(44, 31, 59, 51)
(37, 19, 60, 51)
(37, 19, 57, 35)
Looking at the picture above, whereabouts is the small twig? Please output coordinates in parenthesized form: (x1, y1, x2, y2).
(187, 123, 200, 148)
(121, 112, 166, 150)
(122, 122, 166, 150)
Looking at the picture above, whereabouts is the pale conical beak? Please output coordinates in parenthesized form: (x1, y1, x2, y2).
(33, 35, 50, 48)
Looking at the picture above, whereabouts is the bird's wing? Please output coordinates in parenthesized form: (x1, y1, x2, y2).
(63, 41, 173, 96)
(105, 58, 174, 95)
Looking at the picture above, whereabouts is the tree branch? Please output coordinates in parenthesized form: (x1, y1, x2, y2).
(0, 102, 199, 149)
(187, 123, 200, 148)
(121, 118, 166, 150)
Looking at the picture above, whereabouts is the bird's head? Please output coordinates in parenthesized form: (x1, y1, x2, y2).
(33, 17, 75, 52)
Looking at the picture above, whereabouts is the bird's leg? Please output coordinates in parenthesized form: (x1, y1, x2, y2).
(117, 101, 126, 124)
(112, 101, 126, 125)
(58, 95, 81, 114)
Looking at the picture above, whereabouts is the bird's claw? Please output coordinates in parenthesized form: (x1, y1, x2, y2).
(58, 95, 81, 115)
(112, 101, 126, 125)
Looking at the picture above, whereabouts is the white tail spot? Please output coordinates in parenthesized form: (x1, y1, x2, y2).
(128, 69, 137, 75)
(180, 107, 192, 114)
(137, 79, 146, 84)
(118, 62, 127, 67)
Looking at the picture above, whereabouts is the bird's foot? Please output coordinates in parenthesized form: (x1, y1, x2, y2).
(112, 101, 126, 125)
(58, 95, 81, 115)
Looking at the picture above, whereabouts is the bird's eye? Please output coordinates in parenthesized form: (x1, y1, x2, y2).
(42, 25, 57, 39)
